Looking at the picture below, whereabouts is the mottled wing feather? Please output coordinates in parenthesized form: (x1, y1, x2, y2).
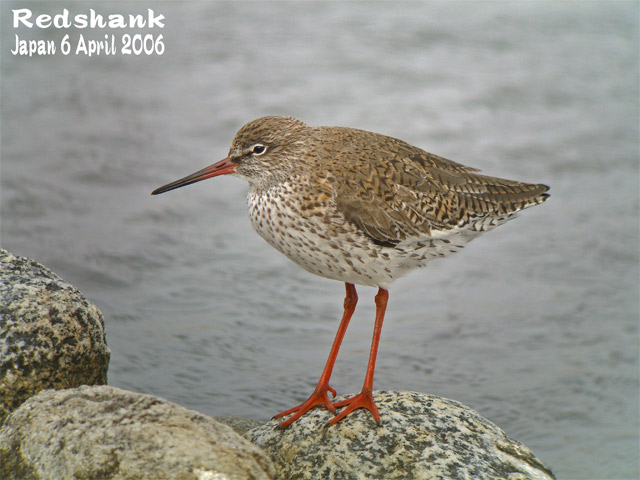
(335, 146, 549, 246)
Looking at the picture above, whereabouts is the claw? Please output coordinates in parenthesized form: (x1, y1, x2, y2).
(330, 389, 380, 426)
(274, 385, 338, 428)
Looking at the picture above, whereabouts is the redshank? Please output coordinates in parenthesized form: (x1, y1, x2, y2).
(152, 116, 549, 428)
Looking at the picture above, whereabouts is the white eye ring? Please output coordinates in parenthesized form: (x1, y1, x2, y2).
(251, 144, 267, 156)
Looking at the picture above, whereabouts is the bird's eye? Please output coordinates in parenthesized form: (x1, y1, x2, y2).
(251, 144, 267, 156)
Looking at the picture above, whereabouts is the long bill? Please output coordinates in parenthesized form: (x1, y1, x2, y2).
(151, 157, 237, 195)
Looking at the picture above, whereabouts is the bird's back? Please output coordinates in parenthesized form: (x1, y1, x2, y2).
(315, 126, 549, 247)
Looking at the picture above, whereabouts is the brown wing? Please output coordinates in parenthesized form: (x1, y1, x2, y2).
(334, 144, 549, 246)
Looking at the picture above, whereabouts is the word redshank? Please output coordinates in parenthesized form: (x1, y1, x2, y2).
(152, 116, 549, 428)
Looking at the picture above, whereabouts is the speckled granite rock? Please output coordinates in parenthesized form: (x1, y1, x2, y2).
(0, 385, 276, 480)
(247, 390, 555, 480)
(0, 249, 110, 424)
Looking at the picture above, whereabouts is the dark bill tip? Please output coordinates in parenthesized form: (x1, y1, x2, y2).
(151, 157, 236, 195)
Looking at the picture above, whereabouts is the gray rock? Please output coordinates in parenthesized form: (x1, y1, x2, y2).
(214, 415, 264, 436)
(0, 249, 110, 423)
(0, 385, 276, 480)
(247, 390, 555, 480)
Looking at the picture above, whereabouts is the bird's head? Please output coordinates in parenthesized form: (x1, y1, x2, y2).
(151, 116, 308, 195)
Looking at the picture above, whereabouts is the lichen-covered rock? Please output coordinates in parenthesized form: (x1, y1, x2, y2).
(247, 390, 555, 480)
(0, 249, 110, 424)
(0, 385, 276, 480)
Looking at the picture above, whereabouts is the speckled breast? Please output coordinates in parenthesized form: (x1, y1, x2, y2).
(244, 182, 487, 289)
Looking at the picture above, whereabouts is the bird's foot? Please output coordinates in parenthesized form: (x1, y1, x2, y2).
(274, 384, 337, 428)
(330, 388, 380, 426)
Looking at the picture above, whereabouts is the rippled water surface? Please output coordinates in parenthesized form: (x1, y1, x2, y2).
(2, 2, 638, 478)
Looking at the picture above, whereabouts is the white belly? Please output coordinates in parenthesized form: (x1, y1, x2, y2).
(246, 186, 517, 289)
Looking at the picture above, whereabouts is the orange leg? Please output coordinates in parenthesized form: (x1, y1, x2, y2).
(331, 287, 388, 425)
(275, 283, 358, 428)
